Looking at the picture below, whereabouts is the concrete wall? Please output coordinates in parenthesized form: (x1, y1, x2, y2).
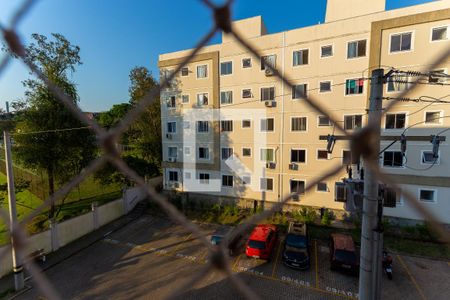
(0, 180, 155, 279)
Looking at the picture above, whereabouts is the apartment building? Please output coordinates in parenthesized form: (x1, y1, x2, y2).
(159, 0, 450, 223)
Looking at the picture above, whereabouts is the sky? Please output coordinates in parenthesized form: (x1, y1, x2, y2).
(0, 0, 437, 112)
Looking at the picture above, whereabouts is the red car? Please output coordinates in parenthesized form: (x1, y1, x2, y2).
(245, 224, 277, 260)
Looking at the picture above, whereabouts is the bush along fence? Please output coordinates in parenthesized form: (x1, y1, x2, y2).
(0, 182, 155, 279)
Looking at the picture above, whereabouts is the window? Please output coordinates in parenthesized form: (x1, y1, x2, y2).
(317, 182, 328, 192)
(317, 150, 329, 160)
(167, 122, 176, 133)
(290, 180, 305, 195)
(184, 172, 191, 180)
(291, 117, 307, 132)
(242, 89, 252, 98)
(220, 91, 233, 105)
(344, 115, 363, 130)
(419, 189, 436, 203)
(242, 119, 251, 128)
(261, 87, 275, 101)
(387, 75, 411, 92)
(221, 120, 233, 132)
(168, 171, 178, 182)
(347, 40, 366, 58)
(342, 150, 359, 165)
(181, 95, 189, 103)
(385, 113, 406, 129)
(220, 61, 233, 75)
(242, 148, 251, 157)
(242, 58, 252, 68)
(181, 67, 189, 76)
(292, 84, 307, 99)
(197, 93, 208, 106)
(432, 26, 448, 41)
(197, 121, 209, 133)
(260, 118, 274, 131)
(425, 111, 441, 124)
(199, 173, 210, 184)
(345, 79, 364, 95)
(261, 55, 276, 70)
(318, 116, 332, 126)
(390, 32, 412, 52)
(383, 151, 403, 167)
(321, 45, 333, 57)
(335, 182, 347, 202)
(167, 95, 176, 108)
(422, 151, 439, 164)
(184, 147, 191, 156)
(293, 49, 309, 66)
(342, 150, 352, 165)
(222, 175, 233, 187)
(260, 148, 274, 162)
(197, 65, 207, 78)
(198, 147, 209, 160)
(168, 147, 177, 159)
(221, 148, 233, 160)
(319, 81, 331, 92)
(291, 149, 306, 163)
(260, 178, 273, 191)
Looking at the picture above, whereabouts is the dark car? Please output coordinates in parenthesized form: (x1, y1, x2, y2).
(330, 233, 359, 275)
(245, 224, 277, 260)
(210, 226, 244, 256)
(282, 222, 310, 269)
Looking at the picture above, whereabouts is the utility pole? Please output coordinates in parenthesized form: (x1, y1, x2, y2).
(3, 102, 24, 291)
(319, 69, 445, 300)
(359, 68, 384, 300)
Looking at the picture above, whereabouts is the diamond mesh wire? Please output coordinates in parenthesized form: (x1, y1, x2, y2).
(0, 1, 449, 299)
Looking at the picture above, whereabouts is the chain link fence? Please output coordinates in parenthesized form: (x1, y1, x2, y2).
(0, 0, 449, 299)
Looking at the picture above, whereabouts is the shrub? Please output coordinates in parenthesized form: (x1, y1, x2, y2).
(26, 214, 48, 235)
(292, 207, 317, 224)
(321, 209, 333, 226)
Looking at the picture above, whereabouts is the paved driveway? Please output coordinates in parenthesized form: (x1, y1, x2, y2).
(15, 215, 450, 299)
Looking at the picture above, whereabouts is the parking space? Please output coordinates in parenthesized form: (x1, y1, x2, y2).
(315, 240, 359, 298)
(15, 215, 450, 299)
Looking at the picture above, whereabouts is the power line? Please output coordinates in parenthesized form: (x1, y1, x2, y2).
(12, 126, 91, 136)
(407, 94, 450, 117)
(382, 96, 450, 104)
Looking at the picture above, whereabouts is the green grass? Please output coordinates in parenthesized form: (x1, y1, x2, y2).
(0, 173, 43, 245)
(0, 171, 122, 245)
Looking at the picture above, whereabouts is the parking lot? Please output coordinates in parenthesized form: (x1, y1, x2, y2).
(15, 214, 450, 299)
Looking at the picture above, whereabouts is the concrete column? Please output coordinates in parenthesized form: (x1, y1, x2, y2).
(92, 202, 99, 230)
(49, 219, 59, 251)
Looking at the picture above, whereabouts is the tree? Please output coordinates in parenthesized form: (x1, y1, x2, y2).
(94, 155, 159, 187)
(128, 67, 162, 165)
(11, 33, 96, 219)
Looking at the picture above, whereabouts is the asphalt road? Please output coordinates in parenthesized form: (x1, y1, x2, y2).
(15, 214, 450, 300)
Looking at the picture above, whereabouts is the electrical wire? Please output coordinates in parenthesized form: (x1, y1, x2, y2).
(403, 154, 438, 171)
(12, 126, 91, 136)
(402, 115, 450, 135)
(407, 94, 450, 117)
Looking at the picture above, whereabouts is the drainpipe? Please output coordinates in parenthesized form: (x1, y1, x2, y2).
(279, 32, 286, 203)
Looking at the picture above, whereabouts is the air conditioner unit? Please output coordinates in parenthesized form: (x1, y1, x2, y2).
(168, 157, 177, 163)
(291, 194, 299, 201)
(266, 162, 276, 169)
(288, 163, 298, 171)
(166, 133, 173, 139)
(265, 68, 274, 76)
(264, 100, 275, 107)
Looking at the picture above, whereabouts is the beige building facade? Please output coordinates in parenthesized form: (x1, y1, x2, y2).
(159, 0, 450, 223)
